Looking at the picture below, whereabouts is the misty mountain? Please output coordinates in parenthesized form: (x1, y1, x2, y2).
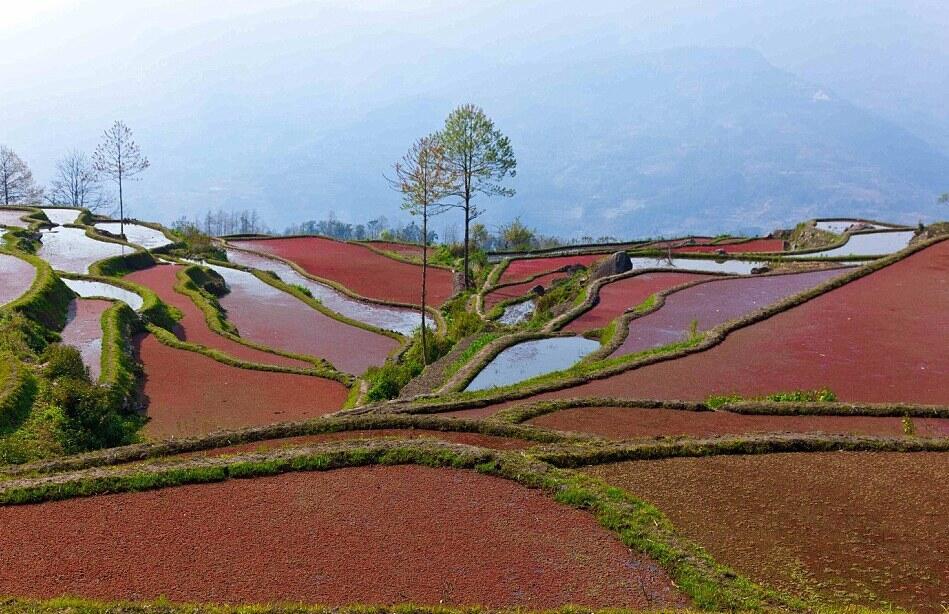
(139, 47, 944, 238)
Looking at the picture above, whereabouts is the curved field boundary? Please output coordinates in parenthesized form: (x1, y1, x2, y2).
(0, 439, 798, 611)
(353, 239, 452, 271)
(97, 302, 143, 410)
(380, 235, 948, 414)
(0, 207, 37, 229)
(811, 216, 911, 230)
(672, 238, 785, 254)
(88, 215, 182, 252)
(0, 247, 74, 332)
(484, 271, 568, 313)
(220, 244, 446, 334)
(227, 237, 455, 307)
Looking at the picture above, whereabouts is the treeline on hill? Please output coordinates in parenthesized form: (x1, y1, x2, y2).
(179, 208, 621, 252)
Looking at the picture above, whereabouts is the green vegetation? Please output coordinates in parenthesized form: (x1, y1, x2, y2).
(527, 270, 587, 329)
(290, 283, 312, 298)
(443, 332, 501, 379)
(364, 329, 452, 401)
(707, 388, 838, 409)
(169, 221, 227, 260)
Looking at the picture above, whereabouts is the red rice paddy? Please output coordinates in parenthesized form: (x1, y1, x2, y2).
(563, 272, 710, 333)
(0, 466, 687, 609)
(361, 240, 430, 258)
(59, 299, 110, 381)
(231, 237, 454, 305)
(484, 240, 949, 406)
(126, 265, 310, 370)
(0, 253, 35, 306)
(527, 406, 947, 438)
(611, 268, 847, 357)
(133, 334, 348, 438)
(499, 254, 604, 284)
(586, 452, 949, 612)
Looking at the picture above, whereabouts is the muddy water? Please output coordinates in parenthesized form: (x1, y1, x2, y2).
(95, 222, 173, 250)
(38, 227, 129, 273)
(225, 248, 421, 335)
(465, 336, 600, 391)
(0, 253, 36, 306)
(62, 278, 144, 311)
(59, 299, 110, 381)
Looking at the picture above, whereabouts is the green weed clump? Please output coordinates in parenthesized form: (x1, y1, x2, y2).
(707, 388, 838, 409)
(364, 329, 453, 401)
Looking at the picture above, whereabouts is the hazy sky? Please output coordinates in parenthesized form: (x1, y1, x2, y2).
(2, 1, 947, 231)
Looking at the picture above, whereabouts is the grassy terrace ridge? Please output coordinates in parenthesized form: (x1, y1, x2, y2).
(390, 235, 947, 412)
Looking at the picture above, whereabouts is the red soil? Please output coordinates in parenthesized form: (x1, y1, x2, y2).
(59, 299, 110, 381)
(231, 237, 454, 306)
(179, 429, 532, 459)
(485, 240, 949, 407)
(211, 264, 399, 375)
(499, 254, 604, 284)
(611, 268, 847, 357)
(527, 406, 947, 439)
(586, 452, 949, 612)
(125, 265, 310, 370)
(0, 466, 687, 609)
(362, 241, 430, 258)
(0, 253, 35, 306)
(485, 271, 566, 310)
(133, 334, 348, 438)
(673, 238, 785, 253)
(563, 272, 710, 333)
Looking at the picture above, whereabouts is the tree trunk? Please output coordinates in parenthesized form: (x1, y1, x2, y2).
(118, 168, 124, 237)
(421, 206, 429, 365)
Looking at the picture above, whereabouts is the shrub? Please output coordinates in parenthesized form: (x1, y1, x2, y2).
(41, 344, 88, 381)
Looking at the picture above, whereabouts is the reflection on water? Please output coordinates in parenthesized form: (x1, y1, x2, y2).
(465, 336, 600, 391)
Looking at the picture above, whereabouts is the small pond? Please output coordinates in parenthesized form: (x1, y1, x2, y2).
(0, 253, 36, 306)
(465, 336, 600, 391)
(62, 278, 144, 311)
(628, 256, 767, 275)
(498, 299, 535, 325)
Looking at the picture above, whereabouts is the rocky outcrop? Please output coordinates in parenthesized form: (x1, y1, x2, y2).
(591, 252, 632, 280)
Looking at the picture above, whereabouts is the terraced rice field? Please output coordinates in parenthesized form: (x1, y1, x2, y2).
(526, 406, 949, 438)
(0, 208, 29, 228)
(563, 271, 711, 332)
(226, 247, 421, 335)
(499, 254, 604, 284)
(0, 466, 687, 609)
(207, 263, 399, 374)
(361, 240, 430, 258)
(465, 336, 600, 391)
(94, 222, 173, 249)
(789, 229, 915, 258)
(59, 299, 110, 380)
(133, 334, 348, 437)
(585, 452, 949, 612)
(38, 226, 129, 273)
(483, 240, 949, 406)
(125, 264, 310, 370)
(0, 253, 36, 306)
(230, 237, 455, 305)
(610, 268, 848, 357)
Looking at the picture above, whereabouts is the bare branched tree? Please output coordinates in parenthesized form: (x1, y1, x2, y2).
(93, 121, 150, 235)
(46, 149, 111, 211)
(439, 104, 516, 288)
(0, 146, 43, 205)
(388, 134, 455, 362)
